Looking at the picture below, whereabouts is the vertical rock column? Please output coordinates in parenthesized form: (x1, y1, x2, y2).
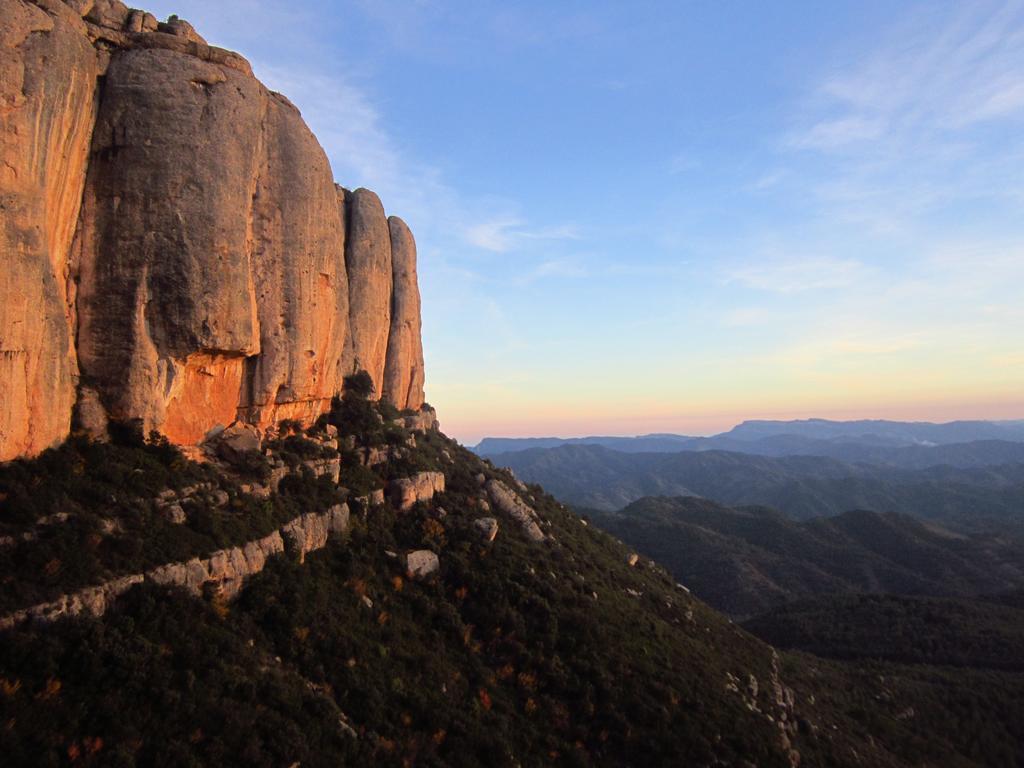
(244, 93, 351, 428)
(382, 217, 425, 410)
(75, 47, 265, 442)
(344, 188, 392, 398)
(0, 1, 99, 460)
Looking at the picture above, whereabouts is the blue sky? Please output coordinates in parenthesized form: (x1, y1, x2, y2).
(147, 0, 1024, 443)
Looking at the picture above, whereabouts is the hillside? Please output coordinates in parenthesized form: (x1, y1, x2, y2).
(743, 592, 1024, 671)
(0, 392, 898, 767)
(494, 444, 1024, 532)
(4, 395, 1024, 765)
(586, 496, 1024, 618)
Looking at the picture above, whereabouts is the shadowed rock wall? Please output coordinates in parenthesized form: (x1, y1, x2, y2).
(0, 0, 427, 460)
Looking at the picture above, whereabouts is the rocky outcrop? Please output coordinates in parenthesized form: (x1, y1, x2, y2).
(404, 407, 439, 432)
(0, 0, 429, 461)
(0, 0, 99, 460)
(0, 503, 349, 630)
(282, 505, 349, 564)
(382, 217, 425, 411)
(389, 471, 445, 511)
(474, 517, 500, 543)
(405, 549, 439, 580)
(344, 188, 392, 398)
(485, 479, 545, 542)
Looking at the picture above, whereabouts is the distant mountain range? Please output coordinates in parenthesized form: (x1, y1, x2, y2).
(474, 418, 1024, 460)
(493, 443, 1024, 532)
(586, 496, 1024, 619)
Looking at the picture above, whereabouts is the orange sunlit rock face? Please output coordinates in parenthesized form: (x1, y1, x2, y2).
(0, 0, 428, 460)
(0, 1, 99, 461)
(162, 354, 247, 446)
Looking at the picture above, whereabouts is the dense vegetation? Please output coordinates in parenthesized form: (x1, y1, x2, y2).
(3, 396, 1024, 766)
(586, 496, 1024, 618)
(745, 592, 1024, 671)
(0, 429, 814, 766)
(0, 430, 342, 614)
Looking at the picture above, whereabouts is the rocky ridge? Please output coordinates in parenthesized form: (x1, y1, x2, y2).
(0, 0, 426, 460)
(0, 504, 349, 631)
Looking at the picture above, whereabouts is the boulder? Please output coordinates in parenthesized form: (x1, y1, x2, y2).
(162, 504, 186, 524)
(474, 517, 499, 543)
(485, 479, 545, 542)
(215, 423, 262, 460)
(405, 549, 439, 580)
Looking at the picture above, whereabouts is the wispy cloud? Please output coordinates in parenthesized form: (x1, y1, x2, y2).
(794, 2, 1024, 141)
(464, 217, 580, 253)
(726, 255, 868, 294)
(789, 116, 887, 150)
(782, 1, 1024, 230)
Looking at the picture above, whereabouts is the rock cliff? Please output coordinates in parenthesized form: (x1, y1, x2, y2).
(0, 0, 427, 460)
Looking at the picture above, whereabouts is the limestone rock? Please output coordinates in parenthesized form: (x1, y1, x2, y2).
(281, 505, 349, 563)
(0, 505, 353, 629)
(304, 456, 341, 484)
(382, 217, 425, 410)
(404, 407, 439, 433)
(485, 479, 545, 542)
(474, 517, 499, 543)
(158, 16, 205, 44)
(73, 386, 110, 441)
(345, 188, 392, 396)
(0, 0, 99, 460)
(162, 504, 186, 524)
(389, 471, 445, 511)
(85, 0, 130, 29)
(405, 549, 439, 580)
(215, 423, 262, 460)
(242, 92, 351, 431)
(0, 2, 429, 460)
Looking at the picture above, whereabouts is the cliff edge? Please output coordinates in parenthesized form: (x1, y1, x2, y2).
(0, 0, 426, 460)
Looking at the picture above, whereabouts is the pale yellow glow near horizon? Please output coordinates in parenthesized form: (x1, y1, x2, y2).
(440, 395, 1024, 445)
(430, 349, 1024, 444)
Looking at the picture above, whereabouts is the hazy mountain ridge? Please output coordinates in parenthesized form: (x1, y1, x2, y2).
(493, 443, 1024, 532)
(475, 419, 1024, 467)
